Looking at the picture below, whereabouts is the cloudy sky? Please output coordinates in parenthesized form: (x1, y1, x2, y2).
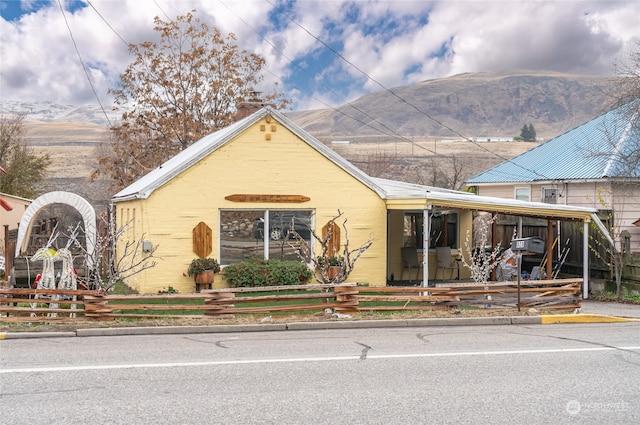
(1, 0, 638, 111)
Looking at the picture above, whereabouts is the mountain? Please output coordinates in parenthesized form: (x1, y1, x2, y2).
(287, 70, 617, 140)
(0, 100, 118, 126)
(0, 70, 622, 208)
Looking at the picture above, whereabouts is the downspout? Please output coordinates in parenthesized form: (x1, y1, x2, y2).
(422, 205, 431, 288)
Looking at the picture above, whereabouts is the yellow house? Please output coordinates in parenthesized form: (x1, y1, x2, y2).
(112, 107, 602, 294)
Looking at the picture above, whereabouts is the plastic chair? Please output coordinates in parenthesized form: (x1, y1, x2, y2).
(435, 247, 460, 280)
(401, 247, 422, 282)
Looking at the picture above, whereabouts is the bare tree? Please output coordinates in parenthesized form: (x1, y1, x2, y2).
(0, 114, 51, 198)
(414, 154, 466, 190)
(65, 208, 160, 292)
(588, 188, 633, 299)
(288, 210, 373, 284)
(92, 10, 289, 191)
(347, 151, 396, 177)
(460, 213, 503, 285)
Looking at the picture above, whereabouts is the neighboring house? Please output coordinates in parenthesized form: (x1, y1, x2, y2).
(465, 101, 640, 256)
(1, 192, 32, 252)
(112, 107, 600, 294)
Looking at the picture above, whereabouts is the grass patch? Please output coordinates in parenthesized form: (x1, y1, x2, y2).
(594, 291, 640, 304)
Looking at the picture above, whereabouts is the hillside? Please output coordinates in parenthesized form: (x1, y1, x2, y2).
(0, 70, 620, 208)
(288, 70, 616, 139)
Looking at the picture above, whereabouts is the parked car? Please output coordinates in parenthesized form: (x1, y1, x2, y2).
(254, 212, 312, 241)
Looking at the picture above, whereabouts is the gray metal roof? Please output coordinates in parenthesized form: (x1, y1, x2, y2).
(466, 100, 639, 184)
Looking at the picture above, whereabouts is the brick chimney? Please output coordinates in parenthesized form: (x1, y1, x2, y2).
(235, 92, 274, 120)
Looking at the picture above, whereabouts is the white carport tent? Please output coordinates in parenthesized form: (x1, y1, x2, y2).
(374, 178, 607, 298)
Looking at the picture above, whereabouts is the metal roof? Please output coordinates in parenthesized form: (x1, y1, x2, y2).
(112, 107, 388, 201)
(111, 107, 598, 222)
(466, 100, 640, 184)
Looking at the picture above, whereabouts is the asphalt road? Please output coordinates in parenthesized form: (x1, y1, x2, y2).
(1, 323, 639, 425)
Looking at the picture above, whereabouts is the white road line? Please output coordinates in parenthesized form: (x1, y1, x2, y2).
(2, 346, 639, 374)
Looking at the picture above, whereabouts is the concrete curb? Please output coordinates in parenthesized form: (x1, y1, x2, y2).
(1, 314, 637, 339)
(1, 331, 76, 339)
(540, 314, 640, 324)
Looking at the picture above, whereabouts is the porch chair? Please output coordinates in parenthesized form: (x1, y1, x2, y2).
(435, 247, 460, 280)
(401, 247, 422, 283)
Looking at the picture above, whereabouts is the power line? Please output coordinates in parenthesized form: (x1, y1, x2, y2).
(262, 0, 550, 181)
(85, 0, 129, 47)
(56, 0, 112, 128)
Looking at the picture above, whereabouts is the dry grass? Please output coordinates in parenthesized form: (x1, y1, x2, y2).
(0, 306, 563, 333)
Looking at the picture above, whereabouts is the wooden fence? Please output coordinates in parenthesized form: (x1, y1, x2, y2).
(0, 279, 582, 323)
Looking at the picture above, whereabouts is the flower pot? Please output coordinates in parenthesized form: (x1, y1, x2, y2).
(195, 270, 214, 291)
(327, 266, 343, 281)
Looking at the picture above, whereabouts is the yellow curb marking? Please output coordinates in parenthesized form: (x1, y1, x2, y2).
(541, 314, 640, 324)
(0, 332, 6, 340)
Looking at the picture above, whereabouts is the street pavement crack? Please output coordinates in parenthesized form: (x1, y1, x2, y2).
(416, 333, 430, 343)
(355, 342, 372, 360)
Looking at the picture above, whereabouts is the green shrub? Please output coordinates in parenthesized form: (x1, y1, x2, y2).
(222, 259, 312, 287)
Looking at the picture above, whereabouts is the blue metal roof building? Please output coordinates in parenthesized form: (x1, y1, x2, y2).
(466, 100, 639, 184)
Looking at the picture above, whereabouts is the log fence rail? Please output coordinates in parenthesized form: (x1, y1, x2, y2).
(0, 279, 582, 323)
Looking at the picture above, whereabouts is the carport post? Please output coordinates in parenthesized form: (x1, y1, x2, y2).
(583, 220, 589, 299)
(422, 207, 430, 288)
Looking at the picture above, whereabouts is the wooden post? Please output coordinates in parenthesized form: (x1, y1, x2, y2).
(204, 292, 235, 317)
(334, 283, 359, 313)
(546, 221, 554, 280)
(84, 293, 113, 320)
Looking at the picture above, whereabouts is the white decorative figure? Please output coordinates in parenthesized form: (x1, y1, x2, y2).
(54, 247, 78, 316)
(55, 248, 77, 290)
(30, 247, 58, 316)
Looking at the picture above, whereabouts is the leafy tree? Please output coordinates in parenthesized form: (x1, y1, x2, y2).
(519, 123, 536, 142)
(0, 114, 51, 198)
(93, 10, 289, 191)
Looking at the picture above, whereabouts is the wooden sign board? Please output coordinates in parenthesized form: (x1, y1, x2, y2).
(192, 221, 212, 258)
(225, 194, 310, 203)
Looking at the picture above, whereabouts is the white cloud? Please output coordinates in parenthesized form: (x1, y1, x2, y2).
(1, 0, 638, 110)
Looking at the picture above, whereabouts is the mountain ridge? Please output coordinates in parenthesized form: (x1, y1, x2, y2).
(287, 69, 617, 140)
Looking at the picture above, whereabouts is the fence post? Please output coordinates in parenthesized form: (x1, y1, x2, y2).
(84, 292, 113, 320)
(334, 283, 359, 313)
(204, 291, 236, 318)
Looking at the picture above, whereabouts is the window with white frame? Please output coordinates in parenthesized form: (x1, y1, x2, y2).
(515, 187, 530, 202)
(219, 210, 313, 265)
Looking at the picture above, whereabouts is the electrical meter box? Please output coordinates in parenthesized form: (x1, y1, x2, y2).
(510, 237, 545, 254)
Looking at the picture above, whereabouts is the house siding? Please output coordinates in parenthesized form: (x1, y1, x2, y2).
(116, 116, 387, 293)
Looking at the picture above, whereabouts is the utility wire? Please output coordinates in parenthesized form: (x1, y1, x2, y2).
(262, 0, 550, 181)
(86, 0, 130, 47)
(218, 0, 515, 178)
(57, 0, 112, 127)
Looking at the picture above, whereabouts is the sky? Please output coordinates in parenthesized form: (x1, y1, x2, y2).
(0, 0, 639, 111)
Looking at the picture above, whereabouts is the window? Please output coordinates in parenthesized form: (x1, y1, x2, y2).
(404, 211, 458, 249)
(219, 210, 313, 265)
(515, 187, 530, 202)
(542, 187, 557, 204)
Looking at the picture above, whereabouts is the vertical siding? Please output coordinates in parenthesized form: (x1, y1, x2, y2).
(116, 118, 387, 293)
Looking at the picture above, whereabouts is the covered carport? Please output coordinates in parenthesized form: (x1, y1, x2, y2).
(376, 178, 610, 298)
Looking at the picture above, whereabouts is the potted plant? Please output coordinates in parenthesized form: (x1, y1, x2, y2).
(188, 257, 220, 288)
(317, 255, 344, 282)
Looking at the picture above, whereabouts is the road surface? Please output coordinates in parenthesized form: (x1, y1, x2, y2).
(1, 323, 639, 424)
